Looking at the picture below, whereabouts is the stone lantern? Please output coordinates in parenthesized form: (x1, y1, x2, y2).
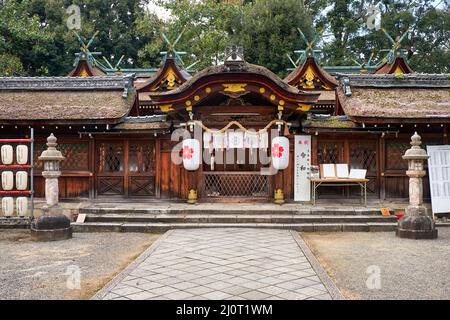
(397, 132, 438, 239)
(31, 134, 72, 241)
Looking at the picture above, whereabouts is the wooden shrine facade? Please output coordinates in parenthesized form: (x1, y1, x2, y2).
(0, 51, 449, 203)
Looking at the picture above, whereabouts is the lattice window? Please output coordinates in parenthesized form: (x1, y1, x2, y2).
(350, 142, 377, 172)
(34, 143, 89, 171)
(317, 142, 341, 164)
(385, 140, 410, 170)
(203, 173, 269, 198)
(98, 143, 124, 173)
(129, 142, 156, 174)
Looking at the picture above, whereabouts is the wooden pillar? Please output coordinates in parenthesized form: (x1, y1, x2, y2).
(444, 124, 449, 145)
(88, 136, 95, 199)
(379, 134, 386, 200)
(311, 134, 318, 165)
(155, 138, 161, 199)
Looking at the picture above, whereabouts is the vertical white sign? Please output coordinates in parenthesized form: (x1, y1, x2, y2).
(294, 135, 311, 202)
(427, 145, 450, 214)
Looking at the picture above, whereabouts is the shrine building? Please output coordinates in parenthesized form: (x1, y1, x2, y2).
(0, 34, 449, 205)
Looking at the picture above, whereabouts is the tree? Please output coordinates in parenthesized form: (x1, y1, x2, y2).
(138, 0, 244, 71)
(0, 0, 53, 76)
(235, 0, 316, 77)
(26, 0, 159, 74)
(144, 0, 317, 76)
(321, 0, 450, 73)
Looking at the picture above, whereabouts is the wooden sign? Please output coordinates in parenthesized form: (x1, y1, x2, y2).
(427, 145, 450, 214)
(294, 135, 311, 202)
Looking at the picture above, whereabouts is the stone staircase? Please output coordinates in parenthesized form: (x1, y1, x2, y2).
(72, 206, 398, 233)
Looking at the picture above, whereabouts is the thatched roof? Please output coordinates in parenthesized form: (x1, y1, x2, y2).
(113, 115, 170, 130)
(0, 76, 136, 122)
(113, 122, 170, 130)
(337, 74, 450, 120)
(338, 88, 450, 119)
(316, 90, 336, 102)
(303, 116, 358, 129)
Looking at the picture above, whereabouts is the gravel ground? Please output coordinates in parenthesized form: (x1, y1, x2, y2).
(302, 228, 450, 300)
(0, 231, 160, 300)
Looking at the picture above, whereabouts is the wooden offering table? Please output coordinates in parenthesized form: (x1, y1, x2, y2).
(311, 178, 369, 206)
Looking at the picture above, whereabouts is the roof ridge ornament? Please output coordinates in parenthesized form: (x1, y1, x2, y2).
(377, 28, 411, 66)
(224, 46, 245, 71)
(73, 31, 102, 68)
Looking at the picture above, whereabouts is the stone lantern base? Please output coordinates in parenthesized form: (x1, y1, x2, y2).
(396, 207, 438, 239)
(31, 207, 72, 242)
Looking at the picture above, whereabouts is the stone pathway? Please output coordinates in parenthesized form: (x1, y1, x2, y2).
(94, 229, 343, 300)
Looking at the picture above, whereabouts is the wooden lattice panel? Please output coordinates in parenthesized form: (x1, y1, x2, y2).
(98, 177, 124, 195)
(128, 142, 156, 174)
(129, 177, 156, 196)
(34, 143, 89, 171)
(385, 140, 410, 170)
(98, 143, 124, 173)
(349, 142, 377, 172)
(203, 173, 269, 198)
(317, 142, 341, 164)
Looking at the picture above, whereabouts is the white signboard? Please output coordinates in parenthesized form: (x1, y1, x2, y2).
(427, 145, 450, 214)
(294, 135, 311, 202)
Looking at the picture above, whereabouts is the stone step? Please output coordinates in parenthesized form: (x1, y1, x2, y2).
(72, 222, 398, 233)
(79, 207, 385, 216)
(84, 214, 397, 224)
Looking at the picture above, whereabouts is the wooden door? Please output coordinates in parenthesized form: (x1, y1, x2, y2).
(316, 138, 379, 198)
(348, 140, 379, 197)
(317, 140, 345, 164)
(96, 139, 156, 197)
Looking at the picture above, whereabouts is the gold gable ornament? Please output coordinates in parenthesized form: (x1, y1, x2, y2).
(159, 105, 174, 113)
(302, 66, 316, 89)
(79, 68, 89, 77)
(222, 83, 247, 93)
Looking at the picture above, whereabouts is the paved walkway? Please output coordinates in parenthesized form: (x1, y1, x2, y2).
(94, 229, 343, 300)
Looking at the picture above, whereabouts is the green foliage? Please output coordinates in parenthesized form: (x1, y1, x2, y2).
(0, 0, 448, 76)
(323, 0, 450, 73)
(235, 0, 315, 77)
(141, 0, 245, 71)
(0, 0, 54, 76)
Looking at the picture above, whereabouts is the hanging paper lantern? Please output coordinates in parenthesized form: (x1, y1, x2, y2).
(16, 197, 29, 217)
(271, 137, 289, 170)
(2, 197, 14, 217)
(16, 171, 28, 191)
(1, 145, 13, 165)
(182, 139, 201, 171)
(1, 171, 14, 191)
(16, 145, 29, 165)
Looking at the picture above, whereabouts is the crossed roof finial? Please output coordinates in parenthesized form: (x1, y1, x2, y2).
(378, 28, 410, 65)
